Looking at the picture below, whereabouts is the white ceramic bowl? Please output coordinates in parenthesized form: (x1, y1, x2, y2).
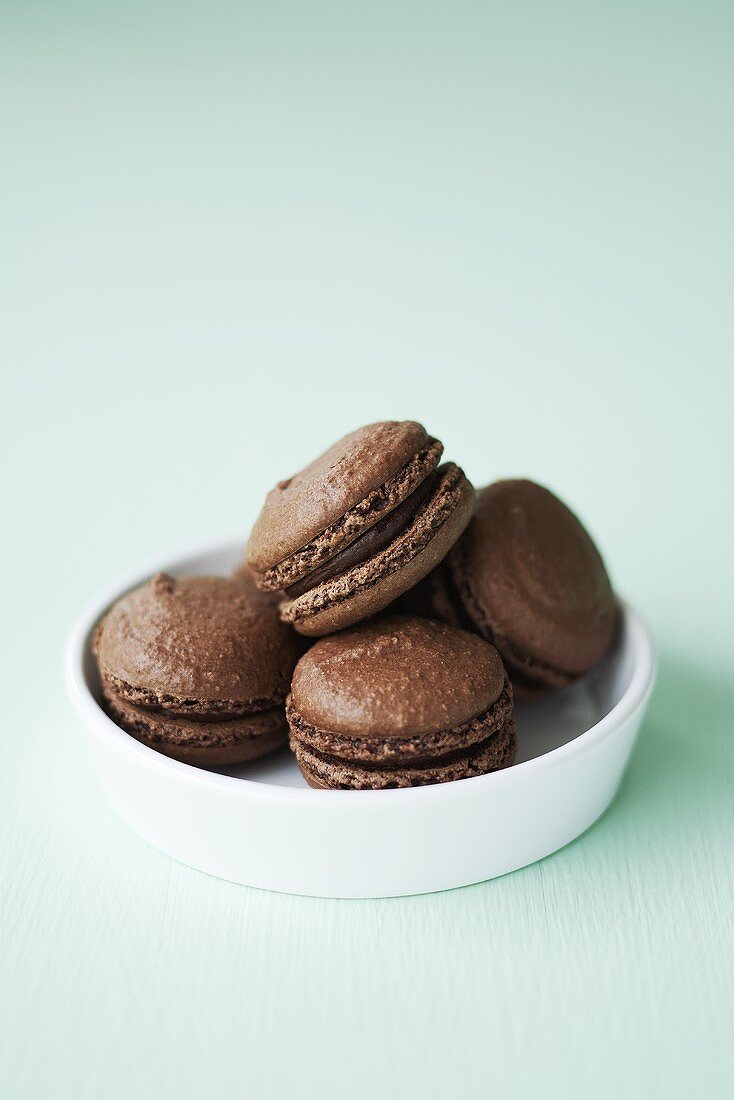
(65, 533, 656, 898)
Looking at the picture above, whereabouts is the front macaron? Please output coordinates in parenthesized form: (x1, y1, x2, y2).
(286, 615, 516, 789)
(246, 421, 475, 636)
(95, 573, 304, 766)
(409, 480, 617, 694)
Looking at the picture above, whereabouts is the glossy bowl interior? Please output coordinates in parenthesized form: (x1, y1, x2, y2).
(65, 533, 656, 897)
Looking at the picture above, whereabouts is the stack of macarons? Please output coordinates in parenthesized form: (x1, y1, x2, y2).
(95, 420, 617, 789)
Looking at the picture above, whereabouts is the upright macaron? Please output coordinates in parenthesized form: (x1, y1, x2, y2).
(246, 421, 475, 636)
(287, 615, 516, 789)
(95, 573, 303, 766)
(405, 480, 617, 694)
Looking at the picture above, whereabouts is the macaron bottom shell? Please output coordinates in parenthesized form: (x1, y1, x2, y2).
(291, 719, 517, 790)
(102, 684, 288, 767)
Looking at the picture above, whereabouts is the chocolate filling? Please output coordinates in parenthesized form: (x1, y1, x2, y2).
(285, 469, 441, 598)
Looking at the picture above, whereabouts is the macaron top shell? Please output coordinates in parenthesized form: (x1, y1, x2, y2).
(247, 421, 432, 570)
(453, 480, 616, 676)
(290, 614, 506, 738)
(97, 573, 302, 710)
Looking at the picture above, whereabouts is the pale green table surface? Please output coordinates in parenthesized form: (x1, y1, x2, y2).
(2, 3, 732, 1097)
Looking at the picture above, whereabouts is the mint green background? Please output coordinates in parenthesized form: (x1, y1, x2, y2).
(2, 3, 732, 1098)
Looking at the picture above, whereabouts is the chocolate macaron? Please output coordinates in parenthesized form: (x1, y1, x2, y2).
(405, 480, 617, 695)
(95, 573, 303, 766)
(247, 421, 475, 636)
(286, 615, 516, 789)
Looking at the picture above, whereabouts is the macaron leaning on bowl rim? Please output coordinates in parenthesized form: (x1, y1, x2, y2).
(402, 479, 618, 697)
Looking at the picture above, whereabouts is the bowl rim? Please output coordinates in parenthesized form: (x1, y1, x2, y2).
(65, 529, 656, 807)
